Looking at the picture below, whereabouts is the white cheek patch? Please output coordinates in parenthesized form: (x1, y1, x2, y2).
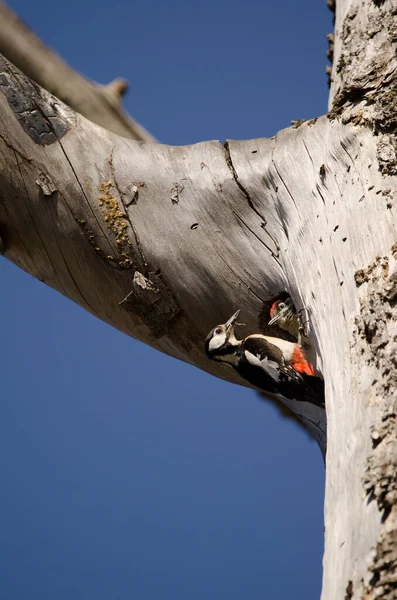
(209, 332, 227, 352)
(244, 351, 280, 382)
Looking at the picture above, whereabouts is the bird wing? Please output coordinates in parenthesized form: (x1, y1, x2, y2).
(242, 335, 325, 407)
(242, 335, 304, 385)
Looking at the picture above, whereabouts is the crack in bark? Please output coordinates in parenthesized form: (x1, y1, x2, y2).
(46, 215, 99, 315)
(13, 151, 68, 293)
(223, 141, 281, 261)
(12, 147, 98, 312)
(316, 183, 327, 205)
(332, 256, 344, 287)
(109, 146, 148, 271)
(57, 139, 116, 257)
(302, 139, 332, 210)
(213, 246, 265, 304)
(339, 137, 367, 200)
(302, 138, 316, 170)
(272, 161, 301, 216)
(0, 131, 32, 162)
(231, 209, 281, 268)
(344, 580, 353, 600)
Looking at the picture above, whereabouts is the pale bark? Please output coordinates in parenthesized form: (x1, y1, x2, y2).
(323, 0, 397, 598)
(0, 0, 396, 597)
(0, 3, 308, 436)
(0, 1, 154, 142)
(0, 55, 328, 452)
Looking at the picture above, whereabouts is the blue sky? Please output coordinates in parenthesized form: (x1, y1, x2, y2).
(1, 1, 329, 598)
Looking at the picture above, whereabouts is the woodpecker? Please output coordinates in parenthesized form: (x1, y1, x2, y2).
(205, 310, 324, 408)
(268, 296, 309, 345)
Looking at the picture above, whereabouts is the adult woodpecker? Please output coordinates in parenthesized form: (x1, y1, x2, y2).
(205, 310, 324, 408)
(268, 296, 309, 345)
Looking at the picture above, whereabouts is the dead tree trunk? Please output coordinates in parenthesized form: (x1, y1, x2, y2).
(0, 0, 396, 597)
(322, 0, 397, 598)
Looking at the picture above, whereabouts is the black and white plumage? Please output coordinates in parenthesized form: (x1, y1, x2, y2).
(205, 310, 324, 408)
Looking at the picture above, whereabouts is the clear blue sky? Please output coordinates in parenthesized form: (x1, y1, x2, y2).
(1, 1, 329, 598)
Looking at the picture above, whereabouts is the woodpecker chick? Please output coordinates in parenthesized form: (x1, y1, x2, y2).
(205, 310, 324, 408)
(269, 296, 309, 345)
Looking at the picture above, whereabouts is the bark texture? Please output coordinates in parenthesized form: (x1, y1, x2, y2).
(0, 1, 308, 436)
(0, 2, 154, 142)
(0, 56, 329, 450)
(0, 0, 396, 597)
(324, 0, 397, 598)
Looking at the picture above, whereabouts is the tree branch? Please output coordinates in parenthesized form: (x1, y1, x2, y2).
(1, 0, 397, 595)
(0, 54, 329, 450)
(0, 1, 155, 142)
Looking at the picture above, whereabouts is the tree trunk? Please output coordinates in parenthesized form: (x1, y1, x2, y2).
(0, 0, 396, 597)
(322, 0, 397, 597)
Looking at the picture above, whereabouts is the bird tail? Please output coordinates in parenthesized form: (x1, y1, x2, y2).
(302, 375, 325, 408)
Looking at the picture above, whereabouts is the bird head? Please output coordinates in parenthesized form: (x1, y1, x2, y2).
(204, 310, 241, 360)
(268, 297, 295, 326)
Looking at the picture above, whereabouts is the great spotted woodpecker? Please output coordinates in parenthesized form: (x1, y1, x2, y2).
(205, 310, 324, 408)
(269, 297, 309, 345)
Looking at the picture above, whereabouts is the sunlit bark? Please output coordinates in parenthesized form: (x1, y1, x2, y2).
(0, 0, 396, 596)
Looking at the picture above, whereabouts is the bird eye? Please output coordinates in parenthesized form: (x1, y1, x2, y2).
(215, 327, 222, 334)
(278, 302, 285, 309)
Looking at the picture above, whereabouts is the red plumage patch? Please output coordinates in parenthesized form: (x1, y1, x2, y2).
(269, 300, 278, 318)
(292, 346, 315, 376)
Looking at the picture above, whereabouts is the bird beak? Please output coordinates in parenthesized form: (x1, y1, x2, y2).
(225, 310, 240, 331)
(268, 314, 280, 326)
